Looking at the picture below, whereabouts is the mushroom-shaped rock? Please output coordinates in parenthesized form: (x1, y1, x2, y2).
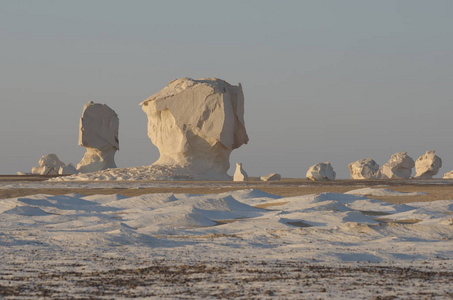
(414, 151, 442, 179)
(31, 154, 66, 175)
(233, 163, 249, 181)
(140, 78, 248, 180)
(348, 158, 381, 179)
(76, 101, 119, 173)
(443, 170, 453, 179)
(380, 152, 415, 179)
(306, 162, 336, 181)
(260, 173, 281, 181)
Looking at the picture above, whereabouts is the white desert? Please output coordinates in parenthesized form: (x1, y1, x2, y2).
(4, 79, 453, 299)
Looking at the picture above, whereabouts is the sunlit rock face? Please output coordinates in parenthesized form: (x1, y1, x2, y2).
(414, 150, 442, 179)
(140, 78, 248, 180)
(380, 152, 415, 179)
(443, 170, 453, 179)
(348, 158, 381, 180)
(306, 162, 336, 181)
(233, 163, 249, 181)
(31, 154, 66, 175)
(77, 101, 119, 173)
(260, 173, 281, 181)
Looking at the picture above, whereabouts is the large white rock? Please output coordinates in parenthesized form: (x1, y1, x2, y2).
(140, 78, 248, 180)
(414, 150, 442, 179)
(306, 162, 336, 181)
(348, 158, 381, 179)
(31, 154, 66, 175)
(260, 173, 281, 181)
(233, 163, 249, 181)
(77, 101, 119, 173)
(380, 152, 415, 179)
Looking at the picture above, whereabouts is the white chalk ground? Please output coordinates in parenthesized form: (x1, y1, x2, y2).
(49, 165, 227, 181)
(1, 188, 452, 298)
(345, 187, 427, 196)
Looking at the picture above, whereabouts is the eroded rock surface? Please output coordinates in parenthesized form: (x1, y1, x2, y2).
(140, 78, 248, 180)
(260, 173, 281, 181)
(414, 150, 442, 179)
(77, 101, 119, 173)
(443, 170, 453, 179)
(59, 163, 78, 175)
(306, 162, 336, 181)
(233, 163, 249, 181)
(31, 154, 66, 175)
(380, 152, 414, 179)
(348, 158, 381, 180)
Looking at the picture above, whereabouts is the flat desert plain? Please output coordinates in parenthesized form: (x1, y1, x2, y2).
(0, 176, 452, 299)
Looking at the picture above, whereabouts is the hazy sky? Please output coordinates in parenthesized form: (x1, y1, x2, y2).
(1, 0, 452, 178)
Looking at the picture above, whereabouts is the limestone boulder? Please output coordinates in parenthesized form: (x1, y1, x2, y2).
(260, 173, 281, 181)
(414, 151, 442, 179)
(443, 170, 453, 179)
(59, 163, 79, 175)
(31, 154, 66, 175)
(348, 158, 381, 179)
(233, 163, 249, 181)
(77, 101, 119, 173)
(380, 152, 414, 179)
(140, 78, 248, 180)
(306, 162, 336, 181)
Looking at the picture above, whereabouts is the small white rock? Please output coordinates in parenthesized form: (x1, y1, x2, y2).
(59, 163, 79, 175)
(380, 152, 415, 179)
(443, 170, 453, 179)
(348, 158, 381, 180)
(414, 150, 442, 179)
(306, 162, 336, 181)
(31, 154, 66, 175)
(233, 163, 249, 181)
(260, 173, 281, 181)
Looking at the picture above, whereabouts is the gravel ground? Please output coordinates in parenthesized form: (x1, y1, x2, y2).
(1, 255, 452, 299)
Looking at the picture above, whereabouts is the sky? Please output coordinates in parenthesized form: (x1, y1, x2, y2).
(1, 0, 452, 178)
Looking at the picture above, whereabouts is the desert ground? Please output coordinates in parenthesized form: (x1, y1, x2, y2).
(1, 176, 452, 299)
(2, 175, 453, 203)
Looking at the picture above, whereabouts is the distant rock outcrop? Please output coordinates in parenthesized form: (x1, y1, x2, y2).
(140, 78, 248, 180)
(348, 158, 381, 180)
(76, 101, 119, 173)
(443, 170, 453, 179)
(59, 163, 79, 175)
(380, 152, 415, 179)
(306, 162, 336, 181)
(31, 154, 67, 175)
(233, 163, 249, 181)
(260, 173, 281, 181)
(414, 151, 442, 179)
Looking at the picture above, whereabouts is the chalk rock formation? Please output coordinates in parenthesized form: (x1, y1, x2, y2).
(443, 170, 453, 179)
(414, 151, 442, 179)
(59, 163, 79, 175)
(233, 163, 249, 181)
(140, 78, 248, 180)
(77, 101, 119, 173)
(31, 154, 66, 175)
(260, 173, 281, 181)
(380, 152, 415, 179)
(348, 158, 381, 179)
(306, 162, 336, 181)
